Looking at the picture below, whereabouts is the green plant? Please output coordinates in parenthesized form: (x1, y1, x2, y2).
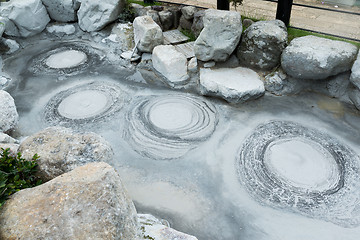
(180, 29, 196, 42)
(0, 148, 42, 208)
(287, 27, 360, 48)
(119, 2, 136, 23)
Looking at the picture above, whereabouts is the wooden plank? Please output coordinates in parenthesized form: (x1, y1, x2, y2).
(163, 29, 190, 45)
(174, 41, 195, 59)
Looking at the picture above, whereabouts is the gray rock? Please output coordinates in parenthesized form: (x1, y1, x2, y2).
(0, 21, 5, 37)
(0, 132, 18, 144)
(199, 67, 265, 103)
(194, 9, 242, 62)
(109, 23, 135, 51)
(159, 10, 173, 31)
(350, 50, 360, 89)
(168, 6, 182, 29)
(147, 10, 162, 29)
(191, 10, 205, 38)
(133, 16, 163, 53)
(243, 18, 254, 29)
(179, 15, 192, 31)
(42, 0, 77, 22)
(0, 162, 138, 240)
(0, 90, 18, 133)
(349, 87, 360, 110)
(264, 70, 303, 96)
(18, 126, 114, 181)
(77, 0, 124, 32)
(0, 0, 50, 37)
(138, 214, 198, 240)
(131, 3, 148, 17)
(281, 36, 358, 80)
(46, 23, 76, 36)
(237, 20, 288, 70)
(152, 45, 189, 86)
(181, 6, 197, 20)
(325, 72, 351, 100)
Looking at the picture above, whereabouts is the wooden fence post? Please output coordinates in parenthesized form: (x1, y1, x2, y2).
(217, 0, 230, 10)
(276, 0, 293, 26)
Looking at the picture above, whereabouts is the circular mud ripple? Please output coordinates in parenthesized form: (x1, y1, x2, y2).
(124, 94, 218, 159)
(28, 43, 100, 75)
(237, 121, 360, 227)
(44, 82, 127, 126)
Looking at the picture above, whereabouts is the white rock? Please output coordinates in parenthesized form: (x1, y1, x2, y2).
(281, 36, 358, 80)
(133, 16, 163, 53)
(77, 0, 124, 32)
(0, 132, 18, 144)
(204, 61, 215, 68)
(18, 126, 114, 181)
(0, 143, 19, 156)
(46, 24, 76, 35)
(1, 38, 20, 54)
(188, 57, 198, 72)
(350, 50, 360, 90)
(42, 0, 77, 22)
(0, 0, 50, 37)
(194, 9, 242, 62)
(152, 45, 189, 86)
(199, 67, 265, 103)
(0, 162, 139, 240)
(0, 90, 18, 133)
(138, 214, 198, 240)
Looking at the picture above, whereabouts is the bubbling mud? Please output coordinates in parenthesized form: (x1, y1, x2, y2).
(44, 81, 128, 126)
(237, 120, 360, 227)
(124, 94, 218, 159)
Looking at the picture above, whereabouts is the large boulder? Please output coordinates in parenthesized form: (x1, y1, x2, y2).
(42, 0, 77, 22)
(133, 15, 163, 53)
(237, 20, 288, 70)
(0, 0, 50, 37)
(0, 162, 139, 240)
(199, 67, 265, 103)
(0, 90, 18, 133)
(350, 51, 360, 89)
(194, 9, 242, 62)
(18, 126, 114, 181)
(77, 0, 124, 32)
(281, 36, 358, 80)
(152, 45, 189, 86)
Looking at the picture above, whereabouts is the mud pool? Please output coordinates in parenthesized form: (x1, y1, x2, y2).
(2, 33, 360, 240)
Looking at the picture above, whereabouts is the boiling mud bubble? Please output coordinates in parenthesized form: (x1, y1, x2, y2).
(28, 43, 101, 75)
(44, 81, 128, 126)
(237, 120, 360, 227)
(124, 94, 219, 159)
